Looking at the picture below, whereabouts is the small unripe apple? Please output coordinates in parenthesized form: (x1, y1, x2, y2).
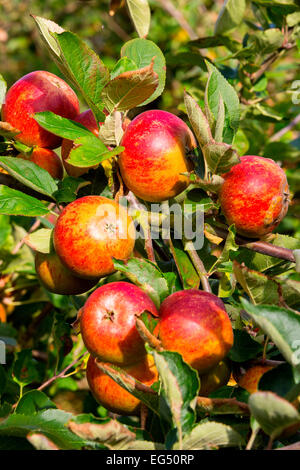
(81, 281, 159, 365)
(219, 155, 289, 238)
(199, 360, 231, 396)
(35, 251, 97, 295)
(0, 304, 6, 323)
(53, 196, 135, 280)
(86, 354, 158, 415)
(237, 364, 275, 394)
(18, 148, 63, 180)
(119, 110, 196, 202)
(2, 71, 80, 148)
(156, 289, 233, 374)
(61, 109, 99, 177)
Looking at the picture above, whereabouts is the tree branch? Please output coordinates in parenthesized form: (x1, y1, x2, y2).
(154, 0, 198, 40)
(212, 225, 295, 263)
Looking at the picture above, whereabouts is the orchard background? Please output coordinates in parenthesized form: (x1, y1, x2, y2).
(0, 0, 300, 451)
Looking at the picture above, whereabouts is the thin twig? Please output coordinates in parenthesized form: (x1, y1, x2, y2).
(154, 0, 198, 40)
(212, 225, 295, 263)
(135, 317, 163, 351)
(270, 113, 300, 142)
(187, 245, 212, 293)
(37, 352, 88, 391)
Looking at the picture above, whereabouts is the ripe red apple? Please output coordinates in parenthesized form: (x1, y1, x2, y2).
(80, 281, 159, 365)
(156, 289, 233, 374)
(18, 147, 63, 180)
(53, 196, 135, 280)
(35, 251, 97, 295)
(237, 364, 275, 394)
(119, 110, 196, 202)
(86, 354, 158, 415)
(219, 155, 290, 238)
(2, 71, 79, 149)
(61, 109, 99, 177)
(199, 360, 231, 396)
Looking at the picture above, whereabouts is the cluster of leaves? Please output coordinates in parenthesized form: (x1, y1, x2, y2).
(0, 0, 299, 451)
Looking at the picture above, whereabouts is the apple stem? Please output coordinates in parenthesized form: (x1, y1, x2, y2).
(187, 246, 212, 293)
(135, 318, 164, 352)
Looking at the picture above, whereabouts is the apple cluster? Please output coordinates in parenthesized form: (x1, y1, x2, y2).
(1, 70, 291, 415)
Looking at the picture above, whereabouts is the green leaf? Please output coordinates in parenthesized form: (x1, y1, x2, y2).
(215, 0, 246, 35)
(102, 60, 158, 113)
(53, 31, 109, 122)
(35, 112, 122, 168)
(248, 29, 284, 55)
(228, 329, 263, 362)
(68, 415, 136, 450)
(205, 61, 240, 144)
(34, 111, 96, 140)
(53, 176, 87, 204)
(248, 391, 300, 439)
(13, 350, 41, 386)
(173, 421, 243, 450)
(0, 74, 7, 112)
(0, 409, 87, 450)
(152, 350, 199, 441)
(241, 299, 300, 382)
(33, 16, 108, 123)
(259, 363, 296, 398)
(0, 186, 50, 217)
(15, 390, 56, 415)
(184, 91, 212, 148)
(110, 57, 137, 80)
(113, 257, 169, 308)
(126, 0, 151, 38)
(24, 228, 53, 254)
(121, 39, 166, 105)
(0, 156, 58, 198)
(169, 239, 200, 289)
(209, 225, 238, 274)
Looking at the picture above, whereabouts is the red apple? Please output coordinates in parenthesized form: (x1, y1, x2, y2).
(86, 354, 158, 415)
(61, 109, 99, 177)
(2, 71, 79, 148)
(35, 252, 98, 295)
(80, 281, 159, 365)
(18, 147, 63, 180)
(119, 110, 196, 202)
(53, 196, 135, 280)
(156, 289, 233, 374)
(219, 155, 290, 238)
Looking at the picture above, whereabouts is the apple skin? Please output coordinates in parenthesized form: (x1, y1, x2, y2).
(80, 281, 159, 365)
(199, 360, 231, 396)
(237, 364, 274, 394)
(0, 304, 6, 323)
(119, 110, 196, 202)
(2, 71, 79, 149)
(61, 109, 99, 177)
(86, 354, 158, 415)
(53, 196, 135, 280)
(35, 251, 98, 295)
(18, 148, 63, 180)
(156, 289, 233, 374)
(219, 155, 289, 238)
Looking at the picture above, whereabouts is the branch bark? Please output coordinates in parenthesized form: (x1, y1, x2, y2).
(212, 225, 295, 263)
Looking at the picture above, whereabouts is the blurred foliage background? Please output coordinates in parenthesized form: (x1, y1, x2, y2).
(0, 0, 299, 237)
(0, 0, 299, 427)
